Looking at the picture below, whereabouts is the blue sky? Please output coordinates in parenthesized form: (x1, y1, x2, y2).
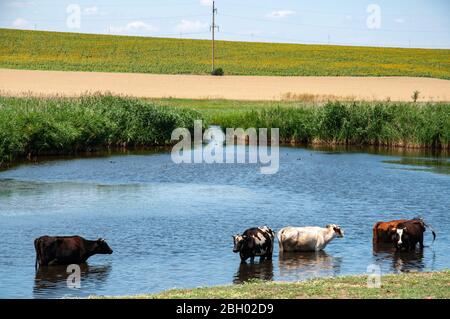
(1, 0, 449, 48)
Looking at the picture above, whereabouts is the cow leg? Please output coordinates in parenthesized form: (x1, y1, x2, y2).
(265, 249, 273, 261)
(240, 252, 248, 264)
(250, 256, 255, 264)
(259, 255, 266, 262)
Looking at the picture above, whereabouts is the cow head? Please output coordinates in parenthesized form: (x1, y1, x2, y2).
(232, 234, 246, 253)
(95, 238, 113, 254)
(326, 224, 344, 237)
(392, 227, 407, 249)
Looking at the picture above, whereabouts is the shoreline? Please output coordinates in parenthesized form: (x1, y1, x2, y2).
(1, 142, 448, 172)
(1, 95, 449, 169)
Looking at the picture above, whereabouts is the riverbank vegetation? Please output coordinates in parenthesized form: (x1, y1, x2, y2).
(0, 95, 200, 166)
(0, 95, 449, 167)
(157, 98, 450, 149)
(1, 29, 449, 79)
(104, 270, 450, 299)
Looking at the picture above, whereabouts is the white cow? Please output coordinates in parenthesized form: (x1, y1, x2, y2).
(277, 224, 344, 252)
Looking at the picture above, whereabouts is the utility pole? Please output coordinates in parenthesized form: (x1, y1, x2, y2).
(210, 1, 219, 72)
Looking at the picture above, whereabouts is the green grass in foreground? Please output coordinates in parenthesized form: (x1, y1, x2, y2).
(1, 95, 449, 166)
(1, 29, 450, 79)
(104, 270, 450, 299)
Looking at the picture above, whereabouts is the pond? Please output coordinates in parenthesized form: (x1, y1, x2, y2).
(0, 146, 448, 298)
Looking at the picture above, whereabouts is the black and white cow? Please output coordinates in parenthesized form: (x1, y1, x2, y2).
(232, 226, 275, 264)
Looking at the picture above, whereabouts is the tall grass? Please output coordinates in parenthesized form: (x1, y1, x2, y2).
(0, 95, 201, 165)
(0, 96, 449, 167)
(1, 28, 449, 79)
(212, 102, 450, 148)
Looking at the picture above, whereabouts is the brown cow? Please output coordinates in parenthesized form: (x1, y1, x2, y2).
(34, 236, 113, 269)
(373, 219, 408, 244)
(393, 219, 436, 251)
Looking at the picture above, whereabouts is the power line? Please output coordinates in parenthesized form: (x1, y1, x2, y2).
(220, 12, 449, 34)
(0, 14, 209, 22)
(218, 31, 450, 49)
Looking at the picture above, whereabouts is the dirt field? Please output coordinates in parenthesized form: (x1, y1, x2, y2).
(1, 69, 449, 101)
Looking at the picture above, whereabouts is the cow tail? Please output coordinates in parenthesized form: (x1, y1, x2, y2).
(425, 224, 436, 243)
(423, 221, 436, 243)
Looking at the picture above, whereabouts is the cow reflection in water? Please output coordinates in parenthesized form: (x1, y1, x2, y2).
(233, 261, 274, 284)
(278, 251, 342, 280)
(372, 244, 426, 273)
(34, 263, 111, 297)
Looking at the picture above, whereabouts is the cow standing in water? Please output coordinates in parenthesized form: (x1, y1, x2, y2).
(372, 219, 409, 244)
(34, 236, 113, 269)
(232, 226, 275, 264)
(277, 224, 344, 252)
(392, 219, 436, 251)
(372, 218, 436, 248)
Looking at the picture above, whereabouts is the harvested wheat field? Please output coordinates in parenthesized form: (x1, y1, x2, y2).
(1, 69, 450, 102)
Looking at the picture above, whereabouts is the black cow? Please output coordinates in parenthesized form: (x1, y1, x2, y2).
(232, 226, 275, 264)
(392, 219, 436, 251)
(34, 236, 113, 269)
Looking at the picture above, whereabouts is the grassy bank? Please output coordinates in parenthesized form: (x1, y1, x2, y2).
(1, 29, 449, 79)
(105, 270, 450, 299)
(1, 95, 449, 167)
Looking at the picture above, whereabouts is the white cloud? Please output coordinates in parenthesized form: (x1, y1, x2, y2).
(174, 20, 208, 33)
(12, 18, 29, 28)
(267, 10, 296, 19)
(110, 21, 159, 34)
(200, 0, 213, 6)
(394, 18, 405, 24)
(84, 6, 99, 15)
